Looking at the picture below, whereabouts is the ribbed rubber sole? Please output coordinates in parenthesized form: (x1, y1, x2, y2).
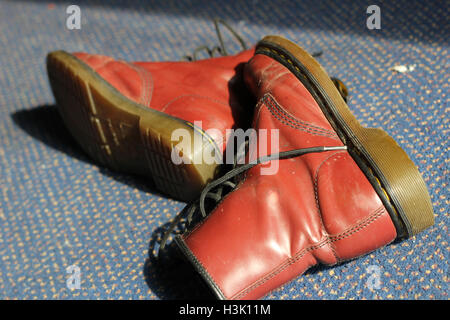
(256, 36, 434, 238)
(46, 51, 220, 201)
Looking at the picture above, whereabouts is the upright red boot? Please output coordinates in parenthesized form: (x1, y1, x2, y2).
(173, 36, 434, 299)
(46, 47, 255, 201)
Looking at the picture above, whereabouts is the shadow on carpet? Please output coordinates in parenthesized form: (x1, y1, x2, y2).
(11, 105, 166, 198)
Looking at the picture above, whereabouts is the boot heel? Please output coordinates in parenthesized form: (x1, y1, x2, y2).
(138, 113, 220, 201)
(356, 127, 434, 237)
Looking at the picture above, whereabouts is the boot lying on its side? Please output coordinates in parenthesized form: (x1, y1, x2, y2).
(173, 36, 434, 300)
(47, 47, 254, 201)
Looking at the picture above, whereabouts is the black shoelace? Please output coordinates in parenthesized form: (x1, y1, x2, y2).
(183, 18, 247, 61)
(158, 145, 347, 254)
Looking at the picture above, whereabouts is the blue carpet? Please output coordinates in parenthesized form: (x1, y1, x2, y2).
(0, 0, 448, 299)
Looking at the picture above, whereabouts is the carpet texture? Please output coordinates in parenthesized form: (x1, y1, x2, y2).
(0, 0, 448, 299)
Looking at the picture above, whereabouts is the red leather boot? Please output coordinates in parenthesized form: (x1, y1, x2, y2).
(46, 47, 256, 201)
(173, 36, 434, 299)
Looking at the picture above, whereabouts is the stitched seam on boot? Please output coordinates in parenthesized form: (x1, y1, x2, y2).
(138, 66, 154, 107)
(265, 93, 338, 137)
(122, 61, 154, 108)
(113, 60, 145, 104)
(231, 206, 386, 300)
(253, 59, 276, 89)
(314, 152, 347, 263)
(88, 55, 115, 70)
(266, 94, 333, 136)
(266, 101, 337, 138)
(262, 94, 340, 139)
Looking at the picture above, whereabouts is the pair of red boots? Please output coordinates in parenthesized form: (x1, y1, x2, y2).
(47, 29, 434, 299)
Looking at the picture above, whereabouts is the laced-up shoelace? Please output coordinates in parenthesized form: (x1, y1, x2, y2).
(183, 18, 248, 61)
(158, 145, 347, 254)
(182, 19, 349, 102)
